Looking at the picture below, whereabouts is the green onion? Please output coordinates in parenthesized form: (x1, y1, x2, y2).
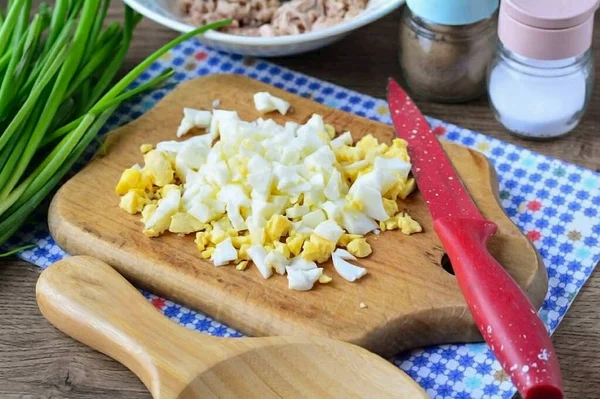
(0, 0, 231, 252)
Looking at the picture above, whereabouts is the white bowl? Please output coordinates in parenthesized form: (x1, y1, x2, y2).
(123, 0, 404, 57)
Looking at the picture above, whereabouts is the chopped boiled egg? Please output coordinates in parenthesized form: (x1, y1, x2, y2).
(143, 189, 180, 237)
(286, 267, 323, 291)
(253, 92, 291, 115)
(119, 189, 147, 215)
(351, 184, 389, 221)
(116, 94, 423, 291)
(301, 234, 336, 263)
(248, 245, 271, 279)
(302, 209, 327, 229)
(236, 260, 249, 271)
(313, 220, 343, 243)
(333, 248, 357, 260)
(346, 238, 372, 258)
(338, 233, 362, 247)
(332, 252, 367, 282)
(265, 251, 289, 275)
(115, 167, 151, 195)
(398, 213, 423, 235)
(212, 238, 238, 266)
(286, 204, 310, 219)
(144, 150, 174, 187)
(266, 214, 292, 241)
(340, 207, 378, 235)
(177, 108, 212, 137)
(330, 131, 353, 149)
(285, 232, 306, 256)
(169, 212, 206, 234)
(289, 256, 318, 270)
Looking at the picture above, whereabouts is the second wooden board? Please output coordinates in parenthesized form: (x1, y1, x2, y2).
(49, 75, 548, 357)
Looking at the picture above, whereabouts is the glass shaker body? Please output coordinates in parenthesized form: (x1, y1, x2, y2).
(399, 7, 498, 103)
(487, 43, 594, 140)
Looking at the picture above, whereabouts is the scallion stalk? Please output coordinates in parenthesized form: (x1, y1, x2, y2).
(0, 0, 231, 252)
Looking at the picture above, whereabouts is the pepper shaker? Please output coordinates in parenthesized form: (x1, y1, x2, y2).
(398, 0, 499, 103)
(488, 0, 598, 140)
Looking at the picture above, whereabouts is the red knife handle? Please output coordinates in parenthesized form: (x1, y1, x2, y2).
(434, 217, 563, 399)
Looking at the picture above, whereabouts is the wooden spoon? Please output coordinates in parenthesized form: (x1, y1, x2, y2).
(36, 256, 427, 399)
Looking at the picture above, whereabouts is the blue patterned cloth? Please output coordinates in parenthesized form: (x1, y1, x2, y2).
(8, 39, 600, 399)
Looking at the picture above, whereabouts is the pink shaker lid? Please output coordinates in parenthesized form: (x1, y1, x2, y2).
(499, 0, 599, 60)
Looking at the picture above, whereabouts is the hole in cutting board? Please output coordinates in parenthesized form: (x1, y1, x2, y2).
(440, 254, 455, 275)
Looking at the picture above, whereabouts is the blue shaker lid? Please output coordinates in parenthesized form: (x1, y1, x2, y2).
(406, 0, 500, 25)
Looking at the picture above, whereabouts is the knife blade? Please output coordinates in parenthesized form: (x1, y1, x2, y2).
(387, 78, 564, 399)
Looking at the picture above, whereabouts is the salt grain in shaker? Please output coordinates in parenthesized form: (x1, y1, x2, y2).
(488, 0, 598, 140)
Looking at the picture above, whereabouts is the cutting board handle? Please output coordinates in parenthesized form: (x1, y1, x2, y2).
(36, 256, 218, 398)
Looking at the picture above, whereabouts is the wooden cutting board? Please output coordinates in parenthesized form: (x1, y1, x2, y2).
(48, 74, 548, 358)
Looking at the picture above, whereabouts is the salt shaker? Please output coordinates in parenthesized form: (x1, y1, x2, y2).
(398, 0, 499, 103)
(488, 0, 598, 140)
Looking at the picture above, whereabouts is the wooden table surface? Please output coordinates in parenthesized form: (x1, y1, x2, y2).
(1, 3, 599, 398)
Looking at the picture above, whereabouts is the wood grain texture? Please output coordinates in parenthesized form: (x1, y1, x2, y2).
(37, 256, 427, 399)
(0, 2, 599, 398)
(48, 74, 546, 358)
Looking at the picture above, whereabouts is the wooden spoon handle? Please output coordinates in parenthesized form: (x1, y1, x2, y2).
(35, 255, 211, 397)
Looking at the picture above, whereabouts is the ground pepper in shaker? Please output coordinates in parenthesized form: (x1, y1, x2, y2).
(488, 0, 598, 140)
(399, 0, 499, 103)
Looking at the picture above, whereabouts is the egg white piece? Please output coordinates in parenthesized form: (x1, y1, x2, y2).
(352, 184, 389, 221)
(175, 142, 210, 182)
(333, 248, 357, 261)
(212, 238, 238, 266)
(339, 207, 378, 235)
(304, 146, 336, 170)
(302, 209, 327, 229)
(321, 200, 341, 221)
(247, 215, 268, 245)
(184, 108, 212, 127)
(289, 256, 318, 270)
(329, 131, 353, 149)
(214, 218, 234, 232)
(252, 198, 278, 222)
(248, 245, 272, 279)
(349, 169, 385, 195)
(254, 92, 291, 115)
(270, 195, 290, 215)
(314, 220, 344, 243)
(332, 254, 367, 282)
(324, 169, 346, 201)
(156, 140, 186, 154)
(188, 200, 225, 224)
(177, 108, 213, 138)
(286, 204, 310, 219)
(218, 184, 251, 208)
(302, 114, 326, 134)
(373, 156, 411, 180)
(265, 251, 289, 275)
(291, 221, 314, 234)
(247, 154, 273, 194)
(176, 118, 194, 138)
(209, 110, 239, 140)
(286, 267, 323, 291)
(144, 189, 181, 233)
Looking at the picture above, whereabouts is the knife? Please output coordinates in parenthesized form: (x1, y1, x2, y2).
(387, 79, 563, 399)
